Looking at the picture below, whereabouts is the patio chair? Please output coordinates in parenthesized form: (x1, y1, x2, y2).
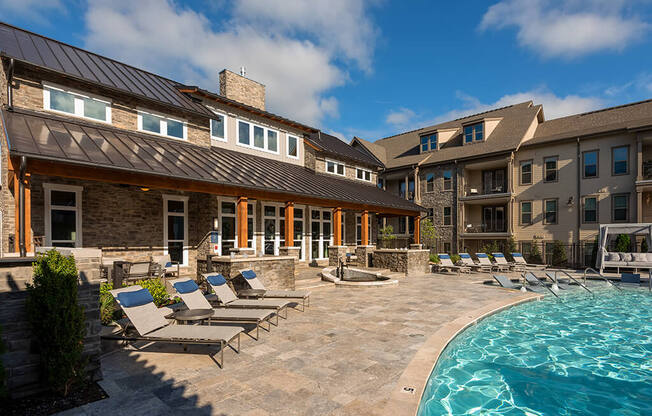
(203, 273, 291, 319)
(108, 285, 244, 368)
(170, 278, 277, 340)
(477, 253, 509, 272)
(492, 253, 525, 272)
(238, 269, 310, 311)
(459, 253, 491, 273)
(435, 254, 471, 274)
(123, 261, 159, 282)
(153, 254, 180, 278)
(512, 252, 544, 269)
(492, 274, 527, 291)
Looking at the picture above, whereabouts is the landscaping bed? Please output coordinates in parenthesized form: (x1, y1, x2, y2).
(4, 381, 107, 416)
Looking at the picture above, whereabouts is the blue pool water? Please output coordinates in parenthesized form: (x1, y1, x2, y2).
(418, 289, 652, 415)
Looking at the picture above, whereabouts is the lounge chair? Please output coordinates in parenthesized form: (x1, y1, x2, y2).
(492, 252, 525, 272)
(459, 253, 491, 272)
(238, 269, 310, 311)
(170, 278, 277, 340)
(492, 274, 526, 291)
(203, 273, 291, 319)
(435, 254, 471, 274)
(108, 285, 244, 368)
(153, 254, 180, 277)
(477, 253, 509, 272)
(512, 252, 544, 269)
(123, 261, 159, 282)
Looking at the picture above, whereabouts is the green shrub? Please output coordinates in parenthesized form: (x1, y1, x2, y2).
(550, 240, 568, 266)
(421, 219, 437, 249)
(614, 234, 631, 252)
(131, 278, 169, 307)
(530, 238, 543, 264)
(642, 238, 649, 253)
(0, 324, 6, 400)
(450, 254, 461, 264)
(429, 254, 439, 263)
(505, 236, 517, 261)
(480, 241, 499, 261)
(379, 225, 396, 248)
(26, 250, 87, 397)
(99, 282, 122, 325)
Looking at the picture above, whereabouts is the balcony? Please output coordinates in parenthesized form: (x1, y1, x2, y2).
(460, 223, 509, 238)
(460, 185, 511, 204)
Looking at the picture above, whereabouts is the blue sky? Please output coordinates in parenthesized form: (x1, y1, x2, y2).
(2, 0, 652, 141)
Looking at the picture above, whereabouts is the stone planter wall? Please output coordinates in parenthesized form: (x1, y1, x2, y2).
(200, 255, 295, 290)
(372, 249, 430, 275)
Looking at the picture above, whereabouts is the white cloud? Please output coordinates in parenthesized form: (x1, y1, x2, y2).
(385, 107, 416, 129)
(0, 0, 63, 22)
(480, 0, 650, 57)
(83, 0, 379, 126)
(605, 72, 652, 97)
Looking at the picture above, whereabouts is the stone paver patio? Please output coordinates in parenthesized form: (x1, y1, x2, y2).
(60, 273, 532, 416)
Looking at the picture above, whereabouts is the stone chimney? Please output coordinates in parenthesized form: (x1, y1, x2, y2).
(219, 68, 265, 111)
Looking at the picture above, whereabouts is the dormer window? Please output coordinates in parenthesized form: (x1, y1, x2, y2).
(420, 133, 437, 152)
(210, 111, 227, 142)
(43, 83, 111, 123)
(356, 168, 371, 182)
(464, 122, 483, 143)
(326, 159, 345, 176)
(138, 110, 186, 140)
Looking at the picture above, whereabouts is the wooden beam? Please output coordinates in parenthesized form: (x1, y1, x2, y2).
(414, 215, 421, 246)
(24, 173, 31, 253)
(237, 197, 247, 248)
(361, 210, 369, 246)
(333, 207, 342, 246)
(23, 158, 420, 216)
(284, 202, 294, 247)
(13, 173, 18, 253)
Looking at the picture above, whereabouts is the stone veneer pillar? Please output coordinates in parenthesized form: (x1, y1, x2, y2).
(328, 245, 348, 266)
(409, 244, 423, 250)
(355, 245, 376, 267)
(279, 246, 301, 262)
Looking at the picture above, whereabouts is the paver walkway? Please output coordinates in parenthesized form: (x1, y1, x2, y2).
(60, 273, 530, 415)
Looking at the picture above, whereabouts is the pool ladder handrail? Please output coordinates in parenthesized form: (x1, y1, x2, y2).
(583, 267, 622, 290)
(523, 272, 559, 298)
(549, 269, 594, 296)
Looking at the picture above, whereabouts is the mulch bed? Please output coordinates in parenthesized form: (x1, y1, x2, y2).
(3, 382, 107, 415)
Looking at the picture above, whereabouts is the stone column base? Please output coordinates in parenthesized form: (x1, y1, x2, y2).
(229, 247, 256, 257)
(355, 245, 376, 267)
(409, 244, 423, 250)
(328, 245, 348, 266)
(279, 246, 301, 262)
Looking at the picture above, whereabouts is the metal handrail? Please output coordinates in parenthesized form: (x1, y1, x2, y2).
(551, 269, 593, 295)
(523, 272, 559, 298)
(583, 267, 622, 290)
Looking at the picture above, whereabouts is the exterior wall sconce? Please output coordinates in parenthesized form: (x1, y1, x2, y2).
(140, 187, 149, 191)
(213, 217, 219, 231)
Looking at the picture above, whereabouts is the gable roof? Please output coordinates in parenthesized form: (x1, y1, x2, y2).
(524, 98, 652, 147)
(351, 136, 387, 166)
(2, 108, 420, 213)
(306, 132, 381, 167)
(373, 101, 541, 169)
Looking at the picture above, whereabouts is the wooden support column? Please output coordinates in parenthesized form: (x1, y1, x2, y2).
(24, 174, 31, 253)
(13, 173, 19, 253)
(285, 201, 294, 247)
(236, 197, 248, 248)
(361, 210, 369, 246)
(414, 215, 421, 245)
(333, 207, 342, 246)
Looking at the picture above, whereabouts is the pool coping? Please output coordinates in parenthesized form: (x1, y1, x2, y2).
(382, 291, 543, 416)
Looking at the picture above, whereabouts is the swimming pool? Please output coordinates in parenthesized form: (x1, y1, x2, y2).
(418, 289, 652, 415)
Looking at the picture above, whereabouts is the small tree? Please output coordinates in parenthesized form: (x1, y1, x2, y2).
(26, 250, 87, 397)
(530, 238, 543, 264)
(505, 236, 517, 261)
(642, 237, 649, 253)
(480, 240, 500, 260)
(550, 240, 567, 266)
(614, 234, 631, 252)
(420, 218, 437, 250)
(379, 225, 396, 248)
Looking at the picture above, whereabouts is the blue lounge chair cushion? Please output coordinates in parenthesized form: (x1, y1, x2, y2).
(117, 288, 154, 308)
(241, 270, 257, 280)
(173, 280, 199, 294)
(460, 253, 471, 258)
(165, 261, 173, 268)
(621, 273, 640, 283)
(477, 253, 488, 258)
(439, 254, 450, 259)
(206, 274, 227, 286)
(512, 253, 523, 258)
(494, 253, 505, 258)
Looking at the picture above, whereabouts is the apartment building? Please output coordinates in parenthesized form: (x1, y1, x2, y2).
(356, 99, 652, 266)
(0, 22, 421, 272)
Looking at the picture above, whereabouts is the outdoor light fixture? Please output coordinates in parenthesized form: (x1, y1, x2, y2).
(213, 217, 219, 231)
(140, 187, 150, 192)
(567, 196, 574, 207)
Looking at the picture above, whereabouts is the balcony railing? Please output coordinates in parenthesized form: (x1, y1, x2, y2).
(463, 223, 507, 233)
(463, 185, 507, 197)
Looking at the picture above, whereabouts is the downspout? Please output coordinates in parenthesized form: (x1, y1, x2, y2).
(18, 155, 26, 257)
(576, 137, 581, 267)
(7, 58, 14, 111)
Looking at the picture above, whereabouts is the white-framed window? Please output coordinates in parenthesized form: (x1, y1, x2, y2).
(43, 82, 111, 123)
(214, 197, 257, 255)
(356, 167, 372, 182)
(236, 119, 279, 154)
(138, 110, 187, 140)
(210, 110, 227, 142)
(163, 195, 188, 266)
(326, 159, 345, 176)
(287, 135, 299, 159)
(44, 183, 83, 247)
(464, 122, 484, 143)
(356, 213, 372, 245)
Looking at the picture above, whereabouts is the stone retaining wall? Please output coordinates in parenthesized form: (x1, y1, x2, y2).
(199, 255, 295, 290)
(0, 251, 102, 398)
(372, 249, 430, 275)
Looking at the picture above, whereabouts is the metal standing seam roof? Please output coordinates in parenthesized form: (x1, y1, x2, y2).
(1, 108, 422, 213)
(307, 132, 382, 167)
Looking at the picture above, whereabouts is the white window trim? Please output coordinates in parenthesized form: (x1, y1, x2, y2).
(137, 109, 188, 140)
(42, 82, 112, 124)
(287, 134, 300, 159)
(355, 167, 372, 182)
(355, 213, 372, 245)
(325, 158, 346, 177)
(236, 118, 281, 155)
(163, 195, 189, 266)
(43, 183, 83, 248)
(209, 109, 228, 142)
(215, 197, 257, 255)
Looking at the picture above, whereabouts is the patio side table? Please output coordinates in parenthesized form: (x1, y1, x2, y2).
(238, 289, 266, 299)
(173, 308, 214, 325)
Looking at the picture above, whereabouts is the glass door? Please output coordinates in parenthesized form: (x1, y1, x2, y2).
(164, 196, 188, 266)
(309, 208, 332, 260)
(220, 201, 236, 255)
(294, 207, 304, 260)
(495, 207, 505, 232)
(482, 207, 493, 232)
(263, 205, 280, 255)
